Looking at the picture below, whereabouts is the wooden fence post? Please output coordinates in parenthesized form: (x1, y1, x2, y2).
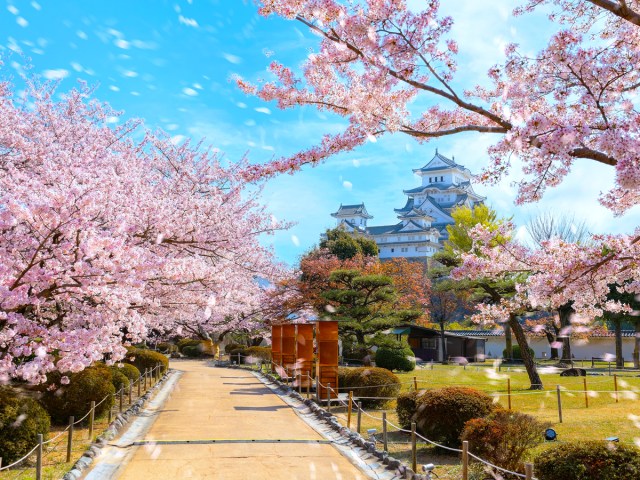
(382, 412, 388, 452)
(129, 382, 133, 404)
(525, 462, 534, 480)
(413, 376, 418, 391)
(507, 377, 512, 410)
(356, 401, 362, 434)
(462, 440, 469, 480)
(411, 422, 417, 474)
(614, 374, 619, 403)
(119, 388, 124, 413)
(88, 401, 95, 440)
(66, 416, 74, 463)
(36, 433, 43, 480)
(326, 383, 331, 413)
(583, 377, 589, 408)
(347, 391, 353, 429)
(556, 385, 563, 423)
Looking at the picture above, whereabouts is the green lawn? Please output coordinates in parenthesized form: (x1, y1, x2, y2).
(329, 363, 640, 479)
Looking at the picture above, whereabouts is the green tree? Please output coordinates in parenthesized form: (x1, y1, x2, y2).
(603, 283, 640, 368)
(436, 205, 544, 390)
(322, 269, 420, 345)
(320, 226, 378, 260)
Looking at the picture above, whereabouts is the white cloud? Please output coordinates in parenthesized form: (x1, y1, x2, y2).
(131, 39, 157, 50)
(76, 30, 88, 40)
(31, 2, 41, 11)
(121, 70, 138, 78)
(255, 107, 271, 115)
(70, 62, 83, 72)
(171, 135, 186, 144)
(352, 159, 361, 167)
(222, 53, 242, 64)
(237, 102, 247, 108)
(165, 123, 179, 131)
(7, 5, 18, 15)
(42, 69, 69, 80)
(178, 15, 198, 28)
(109, 85, 120, 92)
(244, 119, 256, 126)
(343, 180, 353, 190)
(114, 39, 130, 49)
(182, 87, 198, 96)
(291, 235, 300, 246)
(16, 17, 28, 27)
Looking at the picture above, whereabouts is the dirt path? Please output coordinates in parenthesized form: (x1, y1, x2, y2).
(104, 360, 369, 480)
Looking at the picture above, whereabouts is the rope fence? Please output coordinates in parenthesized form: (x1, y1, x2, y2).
(0, 363, 167, 479)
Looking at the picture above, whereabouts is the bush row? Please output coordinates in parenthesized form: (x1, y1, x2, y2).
(338, 367, 400, 407)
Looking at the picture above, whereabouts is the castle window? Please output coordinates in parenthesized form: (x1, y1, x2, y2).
(429, 177, 432, 182)
(440, 176, 444, 182)
(391, 248, 395, 253)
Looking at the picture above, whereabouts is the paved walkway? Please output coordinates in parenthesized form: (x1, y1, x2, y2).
(94, 360, 369, 480)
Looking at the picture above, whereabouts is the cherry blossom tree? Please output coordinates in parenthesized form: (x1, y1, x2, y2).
(238, 1, 640, 350)
(0, 74, 284, 383)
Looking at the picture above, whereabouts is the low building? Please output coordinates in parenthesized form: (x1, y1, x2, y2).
(448, 330, 638, 361)
(330, 151, 485, 262)
(390, 324, 486, 362)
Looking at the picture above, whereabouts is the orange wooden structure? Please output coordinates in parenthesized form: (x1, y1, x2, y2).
(271, 324, 282, 372)
(295, 323, 314, 388)
(281, 323, 297, 376)
(316, 320, 339, 399)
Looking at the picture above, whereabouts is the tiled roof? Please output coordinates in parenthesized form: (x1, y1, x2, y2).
(331, 203, 373, 219)
(447, 330, 638, 338)
(414, 152, 467, 173)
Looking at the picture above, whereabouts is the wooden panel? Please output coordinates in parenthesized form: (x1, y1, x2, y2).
(271, 324, 282, 373)
(316, 321, 338, 399)
(282, 324, 297, 375)
(295, 324, 314, 387)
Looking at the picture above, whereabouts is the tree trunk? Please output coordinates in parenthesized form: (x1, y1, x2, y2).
(504, 320, 513, 360)
(355, 331, 366, 346)
(614, 318, 624, 369)
(440, 322, 448, 364)
(544, 330, 559, 360)
(558, 303, 574, 365)
(509, 313, 543, 390)
(634, 320, 640, 369)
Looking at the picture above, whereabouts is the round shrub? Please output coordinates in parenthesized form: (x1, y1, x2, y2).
(156, 342, 178, 354)
(125, 347, 169, 374)
(229, 347, 247, 363)
(39, 365, 115, 424)
(414, 386, 496, 447)
(112, 363, 141, 382)
(461, 410, 549, 473)
(396, 390, 421, 428)
(338, 367, 401, 407)
(182, 345, 204, 358)
(177, 338, 201, 353)
(535, 441, 640, 480)
(224, 343, 245, 354)
(503, 344, 534, 360)
(245, 346, 271, 362)
(110, 368, 130, 392)
(0, 387, 51, 464)
(375, 346, 416, 372)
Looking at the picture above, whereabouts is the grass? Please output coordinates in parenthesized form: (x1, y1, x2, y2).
(328, 363, 640, 479)
(0, 373, 164, 480)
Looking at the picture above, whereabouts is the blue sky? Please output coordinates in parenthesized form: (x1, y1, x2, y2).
(2, 0, 639, 265)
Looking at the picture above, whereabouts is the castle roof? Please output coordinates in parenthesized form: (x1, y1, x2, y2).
(331, 203, 373, 219)
(367, 220, 436, 236)
(413, 151, 469, 174)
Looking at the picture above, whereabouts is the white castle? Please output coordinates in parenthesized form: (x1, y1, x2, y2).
(331, 151, 485, 261)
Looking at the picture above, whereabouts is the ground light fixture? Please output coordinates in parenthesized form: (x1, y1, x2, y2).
(367, 428, 377, 442)
(544, 428, 557, 441)
(422, 464, 438, 479)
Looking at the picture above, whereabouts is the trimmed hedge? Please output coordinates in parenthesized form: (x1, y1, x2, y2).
(39, 365, 115, 424)
(413, 386, 496, 447)
(156, 342, 178, 354)
(396, 390, 421, 428)
(224, 343, 245, 354)
(112, 363, 141, 381)
(125, 347, 169, 374)
(503, 344, 534, 360)
(110, 368, 130, 392)
(182, 344, 204, 358)
(245, 346, 271, 361)
(535, 441, 640, 480)
(0, 387, 51, 464)
(177, 338, 202, 353)
(338, 367, 401, 407)
(375, 346, 416, 372)
(461, 410, 548, 473)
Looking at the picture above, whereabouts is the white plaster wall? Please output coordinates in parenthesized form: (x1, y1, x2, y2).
(484, 337, 635, 360)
